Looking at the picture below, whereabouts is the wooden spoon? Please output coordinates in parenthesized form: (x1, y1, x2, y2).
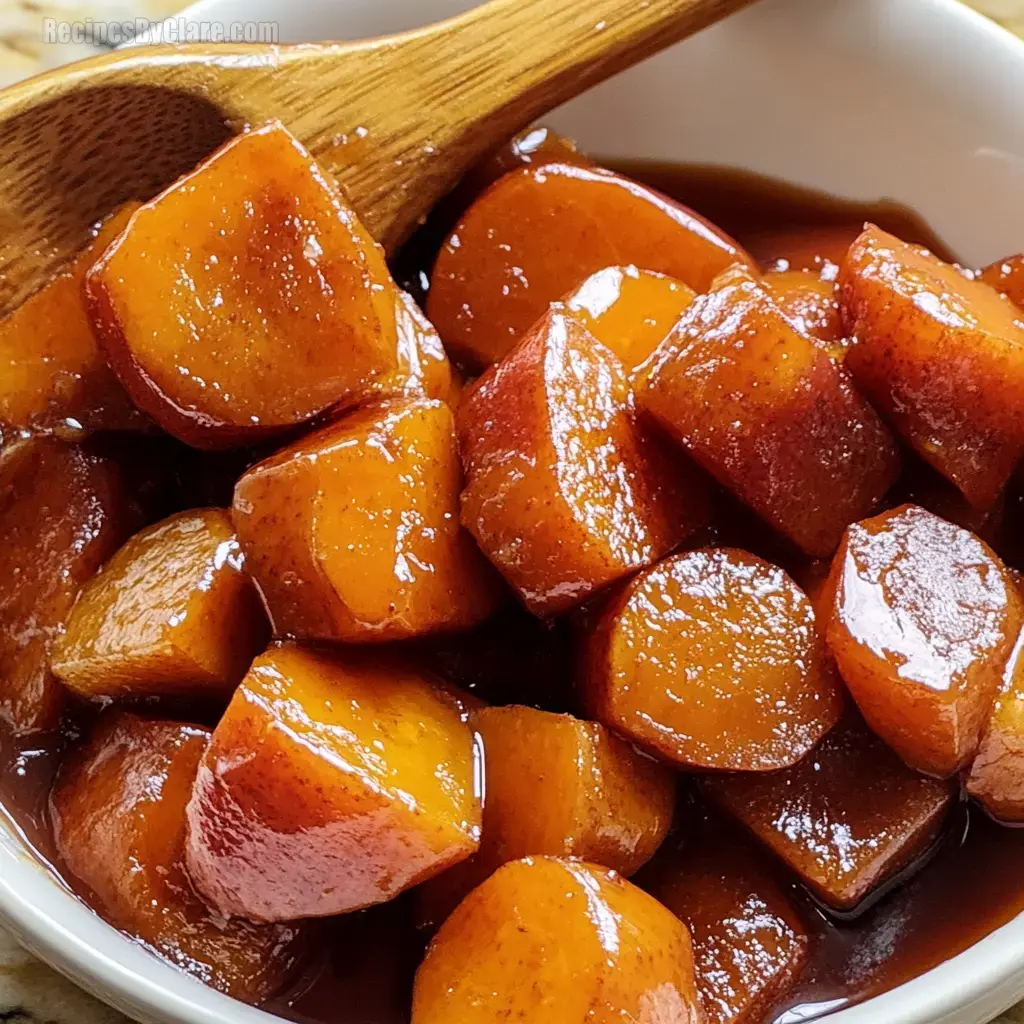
(0, 0, 758, 314)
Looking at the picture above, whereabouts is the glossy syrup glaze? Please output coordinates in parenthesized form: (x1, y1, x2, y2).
(3, 160, 1024, 1024)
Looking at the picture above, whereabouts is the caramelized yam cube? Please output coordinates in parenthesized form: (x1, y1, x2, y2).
(840, 225, 1024, 508)
(385, 288, 456, 405)
(980, 254, 1024, 311)
(348, 208, 455, 407)
(412, 857, 701, 1024)
(641, 820, 808, 1024)
(186, 643, 481, 921)
(637, 264, 900, 557)
(52, 509, 267, 701)
(52, 713, 304, 1001)
(763, 269, 846, 358)
(562, 265, 697, 372)
(744, 224, 861, 276)
(86, 122, 403, 449)
(703, 718, 956, 911)
(234, 396, 501, 642)
(458, 310, 708, 616)
(826, 504, 1022, 776)
(428, 161, 752, 368)
(585, 548, 842, 771)
(967, 629, 1024, 822)
(470, 706, 674, 873)
(0, 205, 144, 438)
(0, 438, 139, 735)
(416, 705, 674, 928)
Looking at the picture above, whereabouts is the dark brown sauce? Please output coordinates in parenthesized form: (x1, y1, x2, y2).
(607, 160, 956, 265)
(772, 805, 1024, 1022)
(1, 159, 1020, 1024)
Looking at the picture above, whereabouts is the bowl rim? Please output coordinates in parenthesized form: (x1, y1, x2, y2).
(5, 1, 1024, 1023)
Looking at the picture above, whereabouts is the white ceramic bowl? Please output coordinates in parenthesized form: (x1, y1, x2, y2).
(3, 1, 1024, 1022)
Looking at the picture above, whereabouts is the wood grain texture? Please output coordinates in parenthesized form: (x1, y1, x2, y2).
(0, 0, 758, 315)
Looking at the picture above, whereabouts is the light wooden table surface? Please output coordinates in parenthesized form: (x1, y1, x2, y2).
(0, 1, 1023, 1023)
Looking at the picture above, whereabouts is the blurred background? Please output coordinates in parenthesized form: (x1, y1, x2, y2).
(0, 0, 1021, 87)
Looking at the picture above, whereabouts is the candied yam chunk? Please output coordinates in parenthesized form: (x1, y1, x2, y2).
(185, 643, 481, 921)
(637, 264, 900, 557)
(428, 161, 752, 368)
(458, 309, 708, 616)
(346, 207, 455, 407)
(825, 504, 1023, 776)
(412, 857, 701, 1024)
(86, 122, 403, 450)
(584, 548, 843, 771)
(980, 254, 1024, 311)
(51, 509, 267, 701)
(0, 204, 144, 438)
(0, 437, 139, 736)
(52, 713, 304, 1001)
(840, 225, 1024, 508)
(562, 265, 697, 372)
(967, 628, 1024, 822)
(763, 269, 846, 358)
(234, 396, 501, 642)
(386, 288, 456, 405)
(703, 718, 956, 911)
(640, 818, 808, 1024)
(469, 706, 674, 873)
(415, 705, 674, 928)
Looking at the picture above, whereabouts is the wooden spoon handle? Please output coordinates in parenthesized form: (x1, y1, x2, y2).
(325, 0, 759, 245)
(424, 0, 753, 122)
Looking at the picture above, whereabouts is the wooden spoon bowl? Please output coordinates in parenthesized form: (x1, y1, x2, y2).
(0, 0, 758, 316)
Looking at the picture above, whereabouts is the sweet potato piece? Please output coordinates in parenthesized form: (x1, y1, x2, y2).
(0, 205, 144, 438)
(703, 717, 956, 911)
(86, 122, 404, 449)
(0, 438, 140, 735)
(428, 161, 752, 368)
(234, 396, 501, 642)
(186, 643, 481, 921)
(458, 310, 708, 616)
(585, 548, 842, 771)
(967, 628, 1024, 822)
(637, 264, 901, 557)
(51, 509, 267, 701)
(763, 269, 846, 357)
(561, 265, 697, 373)
(384, 288, 456, 405)
(52, 713, 304, 1001)
(346, 207, 455, 407)
(744, 224, 860, 276)
(415, 705, 675, 928)
(641, 819, 808, 1024)
(980, 254, 1024, 311)
(825, 504, 1023, 776)
(412, 857, 701, 1024)
(840, 225, 1024, 508)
